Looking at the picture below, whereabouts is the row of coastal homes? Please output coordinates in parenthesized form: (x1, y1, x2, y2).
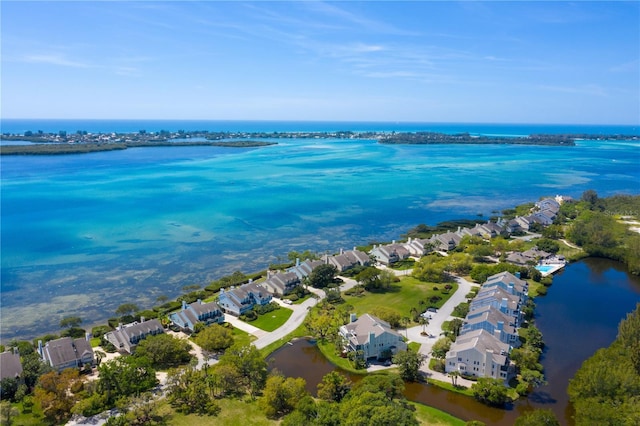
(445, 271, 529, 383)
(370, 197, 568, 265)
(339, 313, 407, 360)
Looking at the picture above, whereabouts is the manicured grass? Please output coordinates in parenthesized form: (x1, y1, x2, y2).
(408, 342, 421, 352)
(317, 339, 367, 374)
(344, 276, 458, 325)
(9, 400, 46, 426)
(90, 337, 101, 347)
(163, 398, 277, 426)
(390, 259, 416, 270)
(246, 307, 293, 332)
(411, 401, 466, 426)
(230, 325, 256, 346)
(291, 293, 312, 304)
(428, 378, 474, 397)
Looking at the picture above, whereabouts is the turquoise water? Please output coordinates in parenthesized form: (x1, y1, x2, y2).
(1, 122, 639, 340)
(536, 265, 555, 273)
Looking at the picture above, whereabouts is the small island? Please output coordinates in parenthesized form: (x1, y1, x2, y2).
(2, 128, 638, 155)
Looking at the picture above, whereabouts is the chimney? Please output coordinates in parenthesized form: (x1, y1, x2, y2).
(497, 321, 504, 331)
(38, 340, 43, 356)
(514, 271, 521, 279)
(182, 300, 187, 310)
(296, 258, 300, 267)
(392, 240, 396, 244)
(340, 248, 344, 255)
(350, 313, 357, 323)
(353, 246, 357, 251)
(140, 316, 145, 323)
(197, 299, 202, 304)
(248, 278, 253, 283)
(85, 332, 91, 341)
(118, 323, 123, 330)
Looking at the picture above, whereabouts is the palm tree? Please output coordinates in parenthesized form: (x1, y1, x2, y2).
(419, 316, 429, 335)
(449, 370, 460, 387)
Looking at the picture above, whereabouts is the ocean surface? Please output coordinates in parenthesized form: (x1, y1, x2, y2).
(1, 120, 639, 341)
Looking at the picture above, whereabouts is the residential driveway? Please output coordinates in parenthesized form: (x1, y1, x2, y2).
(253, 293, 320, 349)
(224, 314, 268, 339)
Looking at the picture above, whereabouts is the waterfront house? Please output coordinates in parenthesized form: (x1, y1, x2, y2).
(0, 350, 23, 381)
(323, 249, 371, 272)
(404, 237, 434, 256)
(505, 251, 534, 266)
(470, 287, 523, 325)
(462, 305, 521, 347)
(261, 271, 301, 296)
(169, 299, 224, 333)
(482, 271, 528, 300)
(535, 198, 560, 215)
(339, 313, 407, 360)
(38, 336, 95, 372)
(428, 232, 463, 252)
(218, 282, 272, 316)
(369, 243, 410, 265)
(287, 259, 324, 279)
(445, 329, 515, 383)
(104, 318, 164, 354)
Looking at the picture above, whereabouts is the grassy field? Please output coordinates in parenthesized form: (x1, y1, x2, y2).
(411, 401, 466, 426)
(231, 325, 256, 346)
(164, 398, 277, 426)
(247, 307, 293, 332)
(344, 276, 458, 325)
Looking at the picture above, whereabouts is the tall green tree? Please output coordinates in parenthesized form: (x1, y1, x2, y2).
(259, 373, 308, 418)
(308, 264, 338, 289)
(392, 350, 426, 382)
(218, 343, 268, 397)
(195, 324, 234, 353)
(133, 334, 192, 368)
(471, 377, 510, 407)
(514, 409, 560, 426)
(317, 371, 352, 403)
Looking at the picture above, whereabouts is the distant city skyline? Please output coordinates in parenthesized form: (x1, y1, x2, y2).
(2, 1, 638, 124)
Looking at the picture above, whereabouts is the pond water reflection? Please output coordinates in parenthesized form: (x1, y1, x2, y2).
(267, 259, 640, 425)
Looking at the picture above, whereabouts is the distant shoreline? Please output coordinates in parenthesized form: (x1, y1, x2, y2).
(3, 129, 639, 155)
(0, 140, 277, 155)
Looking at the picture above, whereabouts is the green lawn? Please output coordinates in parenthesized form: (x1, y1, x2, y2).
(164, 398, 277, 426)
(344, 276, 458, 325)
(390, 258, 416, 270)
(411, 401, 466, 426)
(247, 307, 293, 332)
(230, 325, 256, 346)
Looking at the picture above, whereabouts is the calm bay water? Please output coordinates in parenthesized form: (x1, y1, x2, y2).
(1, 121, 639, 341)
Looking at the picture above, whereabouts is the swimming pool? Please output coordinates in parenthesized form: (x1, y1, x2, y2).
(536, 265, 555, 273)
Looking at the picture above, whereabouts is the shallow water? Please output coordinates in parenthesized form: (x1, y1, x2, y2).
(1, 126, 639, 340)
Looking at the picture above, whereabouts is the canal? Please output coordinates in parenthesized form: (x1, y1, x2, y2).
(267, 258, 640, 425)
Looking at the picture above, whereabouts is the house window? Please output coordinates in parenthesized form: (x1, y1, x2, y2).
(458, 357, 462, 362)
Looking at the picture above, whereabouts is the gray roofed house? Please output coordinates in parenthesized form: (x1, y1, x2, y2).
(404, 237, 434, 256)
(261, 271, 301, 296)
(339, 313, 407, 360)
(323, 249, 371, 272)
(462, 305, 521, 347)
(288, 259, 324, 279)
(535, 198, 560, 214)
(428, 232, 463, 252)
(218, 281, 273, 316)
(370, 243, 411, 265)
(482, 271, 528, 300)
(169, 299, 224, 333)
(505, 251, 534, 266)
(0, 350, 23, 381)
(522, 247, 552, 261)
(445, 329, 515, 383)
(39, 336, 95, 372)
(104, 319, 164, 354)
(471, 287, 523, 325)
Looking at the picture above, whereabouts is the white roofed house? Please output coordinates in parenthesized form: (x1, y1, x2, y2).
(169, 299, 225, 333)
(445, 329, 515, 383)
(38, 336, 95, 372)
(104, 318, 164, 354)
(339, 314, 407, 360)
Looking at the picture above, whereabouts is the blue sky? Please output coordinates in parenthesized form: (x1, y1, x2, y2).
(2, 1, 638, 124)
